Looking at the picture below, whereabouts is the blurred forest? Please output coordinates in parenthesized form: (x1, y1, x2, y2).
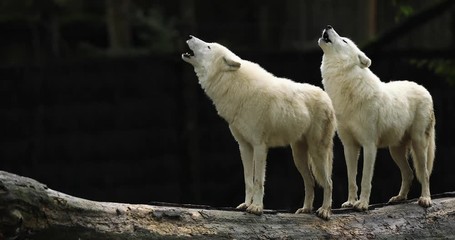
(0, 0, 454, 211)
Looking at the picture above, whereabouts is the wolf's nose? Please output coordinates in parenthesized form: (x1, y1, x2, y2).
(326, 25, 332, 30)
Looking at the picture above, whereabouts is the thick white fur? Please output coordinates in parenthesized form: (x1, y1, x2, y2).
(318, 27, 436, 211)
(182, 36, 336, 219)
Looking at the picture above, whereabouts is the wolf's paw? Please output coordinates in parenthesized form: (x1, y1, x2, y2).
(353, 200, 369, 211)
(236, 202, 250, 210)
(418, 196, 432, 208)
(295, 207, 312, 214)
(246, 204, 263, 215)
(316, 207, 331, 220)
(341, 200, 355, 208)
(388, 195, 406, 204)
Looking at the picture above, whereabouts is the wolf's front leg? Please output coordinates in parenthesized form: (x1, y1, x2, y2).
(246, 144, 268, 215)
(236, 142, 254, 210)
(354, 144, 378, 211)
(341, 143, 361, 208)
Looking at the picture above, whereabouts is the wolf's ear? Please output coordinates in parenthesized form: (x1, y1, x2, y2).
(223, 57, 241, 70)
(358, 52, 371, 68)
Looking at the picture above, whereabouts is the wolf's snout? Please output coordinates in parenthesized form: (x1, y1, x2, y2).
(322, 31, 331, 43)
(326, 25, 333, 30)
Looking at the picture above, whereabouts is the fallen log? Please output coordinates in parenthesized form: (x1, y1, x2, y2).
(0, 170, 454, 239)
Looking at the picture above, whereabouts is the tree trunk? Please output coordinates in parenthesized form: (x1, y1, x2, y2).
(0, 170, 454, 240)
(362, 0, 455, 52)
(179, 0, 202, 204)
(105, 0, 131, 54)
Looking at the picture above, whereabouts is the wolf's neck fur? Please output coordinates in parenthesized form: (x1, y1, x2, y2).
(197, 68, 247, 124)
(321, 58, 382, 113)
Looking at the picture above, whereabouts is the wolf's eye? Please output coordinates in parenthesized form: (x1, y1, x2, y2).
(207, 46, 211, 49)
(342, 39, 347, 43)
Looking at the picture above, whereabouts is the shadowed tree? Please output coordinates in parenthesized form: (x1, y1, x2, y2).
(106, 0, 131, 54)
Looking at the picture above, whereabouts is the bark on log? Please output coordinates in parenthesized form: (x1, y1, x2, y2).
(0, 170, 454, 240)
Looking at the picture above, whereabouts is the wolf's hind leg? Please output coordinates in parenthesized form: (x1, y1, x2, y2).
(388, 144, 414, 203)
(291, 140, 314, 214)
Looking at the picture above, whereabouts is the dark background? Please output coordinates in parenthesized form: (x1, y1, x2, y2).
(0, 0, 454, 212)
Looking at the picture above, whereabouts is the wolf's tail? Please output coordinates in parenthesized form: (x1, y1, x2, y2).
(426, 111, 436, 175)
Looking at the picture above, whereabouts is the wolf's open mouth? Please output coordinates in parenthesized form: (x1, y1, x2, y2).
(323, 31, 332, 43)
(183, 42, 195, 58)
(183, 48, 194, 58)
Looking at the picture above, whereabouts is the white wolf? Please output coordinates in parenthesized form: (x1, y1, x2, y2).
(182, 35, 336, 219)
(318, 25, 436, 211)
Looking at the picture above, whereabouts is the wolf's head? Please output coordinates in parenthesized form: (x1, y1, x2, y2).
(182, 36, 241, 77)
(318, 25, 371, 69)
